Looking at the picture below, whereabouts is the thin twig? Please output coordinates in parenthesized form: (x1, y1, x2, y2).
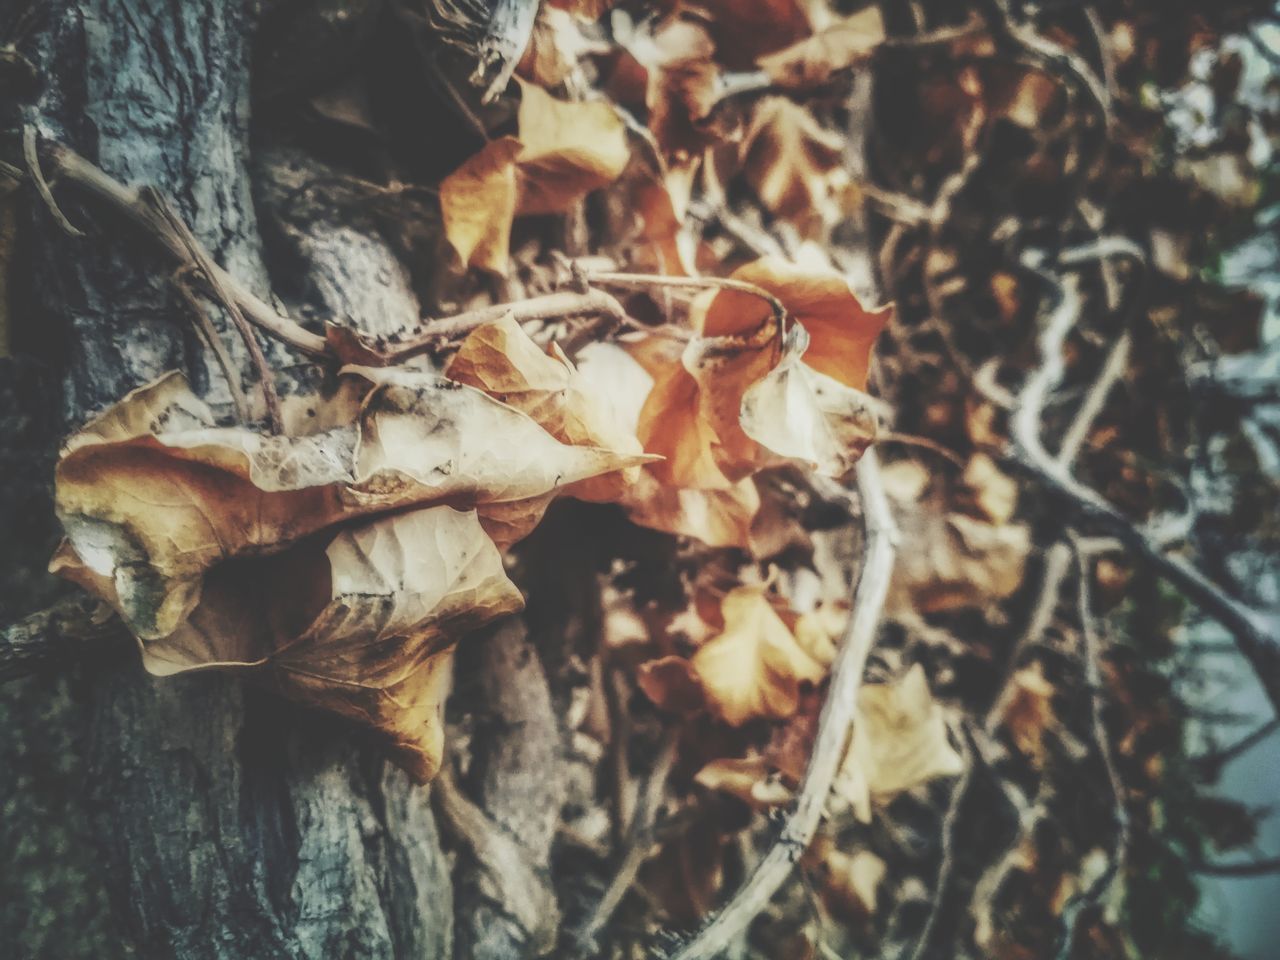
(332, 288, 630, 365)
(0, 592, 120, 682)
(876, 432, 966, 469)
(40, 143, 329, 357)
(1190, 856, 1280, 877)
(573, 735, 679, 958)
(1190, 719, 1280, 781)
(172, 269, 252, 424)
(22, 123, 83, 237)
(1055, 332, 1130, 467)
(585, 270, 789, 335)
(667, 450, 899, 960)
(146, 189, 282, 433)
(1053, 537, 1129, 960)
(984, 541, 1073, 733)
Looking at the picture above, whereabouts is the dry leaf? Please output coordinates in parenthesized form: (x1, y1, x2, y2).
(439, 82, 629, 274)
(152, 507, 523, 781)
(886, 462, 1031, 615)
(705, 258, 891, 390)
(739, 331, 878, 478)
(694, 755, 793, 808)
(691, 584, 827, 725)
(757, 7, 886, 90)
(998, 662, 1056, 762)
(645, 17, 722, 163)
(624, 471, 762, 548)
(835, 664, 964, 822)
(683, 259, 888, 479)
(636, 337, 734, 490)
(695, 0, 814, 71)
(515, 80, 630, 213)
(439, 137, 522, 274)
(959, 452, 1019, 524)
(740, 97, 847, 229)
(446, 317, 649, 502)
(53, 369, 642, 640)
(638, 654, 707, 714)
(805, 836, 887, 919)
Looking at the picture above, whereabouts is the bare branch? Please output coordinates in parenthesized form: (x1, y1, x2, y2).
(667, 450, 899, 960)
(1009, 240, 1280, 715)
(1191, 719, 1280, 781)
(585, 270, 790, 335)
(1191, 856, 1280, 878)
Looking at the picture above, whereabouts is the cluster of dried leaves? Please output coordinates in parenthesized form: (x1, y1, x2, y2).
(36, 0, 1280, 957)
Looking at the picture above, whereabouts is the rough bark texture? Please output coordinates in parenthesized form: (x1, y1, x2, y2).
(10, 2, 453, 957)
(448, 617, 567, 960)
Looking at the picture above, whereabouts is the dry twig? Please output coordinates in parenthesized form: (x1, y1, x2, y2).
(667, 450, 899, 960)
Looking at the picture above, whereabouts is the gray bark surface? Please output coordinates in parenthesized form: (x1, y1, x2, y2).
(11, 2, 454, 957)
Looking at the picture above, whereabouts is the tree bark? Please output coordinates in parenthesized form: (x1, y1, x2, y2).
(16, 3, 453, 957)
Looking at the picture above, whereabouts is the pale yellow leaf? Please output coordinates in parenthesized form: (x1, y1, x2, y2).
(691, 584, 827, 725)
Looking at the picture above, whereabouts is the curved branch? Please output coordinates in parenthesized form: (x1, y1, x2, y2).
(667, 450, 899, 960)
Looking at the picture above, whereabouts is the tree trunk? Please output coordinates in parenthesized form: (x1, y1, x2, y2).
(15, 3, 453, 957)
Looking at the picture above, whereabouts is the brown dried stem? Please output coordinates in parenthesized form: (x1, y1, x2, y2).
(584, 270, 789, 335)
(668, 449, 898, 960)
(146, 188, 283, 433)
(40, 143, 329, 357)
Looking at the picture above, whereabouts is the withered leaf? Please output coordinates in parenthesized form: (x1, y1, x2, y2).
(739, 328, 878, 478)
(740, 97, 848, 229)
(690, 584, 827, 725)
(439, 137, 523, 275)
(757, 7, 886, 90)
(694, 755, 793, 809)
(446, 317, 649, 502)
(54, 370, 641, 640)
(152, 507, 523, 782)
(834, 664, 965, 822)
(439, 82, 629, 274)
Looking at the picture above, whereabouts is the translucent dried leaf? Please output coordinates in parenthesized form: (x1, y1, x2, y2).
(691, 584, 827, 725)
(740, 335, 878, 478)
(446, 317, 650, 502)
(835, 664, 965, 822)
